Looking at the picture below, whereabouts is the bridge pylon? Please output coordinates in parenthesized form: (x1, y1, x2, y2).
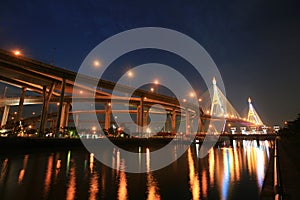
(247, 97, 264, 126)
(210, 77, 225, 117)
(206, 77, 240, 119)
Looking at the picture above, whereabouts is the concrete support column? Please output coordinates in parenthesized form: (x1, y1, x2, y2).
(185, 109, 190, 135)
(64, 103, 70, 127)
(39, 83, 56, 136)
(137, 97, 144, 135)
(74, 114, 79, 127)
(56, 78, 66, 134)
(59, 102, 71, 129)
(136, 106, 141, 133)
(15, 87, 26, 123)
(143, 107, 149, 127)
(197, 115, 202, 133)
(164, 113, 170, 132)
(59, 103, 66, 129)
(39, 86, 47, 135)
(1, 105, 10, 127)
(171, 109, 176, 133)
(104, 103, 111, 130)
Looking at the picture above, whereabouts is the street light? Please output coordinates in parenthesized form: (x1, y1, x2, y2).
(150, 87, 154, 92)
(13, 50, 21, 56)
(127, 70, 134, 78)
(126, 70, 134, 85)
(93, 59, 101, 68)
(154, 79, 159, 94)
(189, 92, 195, 98)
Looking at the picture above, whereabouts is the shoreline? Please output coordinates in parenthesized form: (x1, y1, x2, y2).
(0, 135, 276, 150)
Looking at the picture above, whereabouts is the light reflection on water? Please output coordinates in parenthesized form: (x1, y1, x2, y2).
(117, 160, 127, 200)
(0, 140, 271, 200)
(188, 147, 200, 200)
(66, 157, 76, 200)
(146, 148, 160, 200)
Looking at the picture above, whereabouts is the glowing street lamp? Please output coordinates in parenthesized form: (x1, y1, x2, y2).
(127, 70, 134, 78)
(153, 79, 159, 94)
(189, 92, 195, 98)
(93, 59, 101, 68)
(125, 70, 134, 96)
(13, 50, 21, 56)
(150, 87, 154, 92)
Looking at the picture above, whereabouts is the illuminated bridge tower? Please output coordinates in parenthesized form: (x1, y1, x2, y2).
(247, 97, 264, 126)
(201, 77, 241, 134)
(210, 77, 225, 117)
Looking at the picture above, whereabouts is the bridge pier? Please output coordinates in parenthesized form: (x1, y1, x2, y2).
(74, 114, 79, 128)
(104, 103, 111, 130)
(15, 87, 26, 123)
(39, 83, 55, 136)
(1, 105, 10, 127)
(240, 127, 246, 134)
(136, 105, 141, 133)
(164, 113, 171, 132)
(55, 78, 66, 134)
(185, 109, 190, 135)
(59, 103, 66, 129)
(136, 97, 144, 134)
(59, 102, 70, 129)
(171, 109, 176, 133)
(196, 116, 201, 133)
(143, 106, 149, 127)
(64, 103, 70, 127)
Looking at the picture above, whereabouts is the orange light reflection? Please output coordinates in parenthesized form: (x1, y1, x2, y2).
(43, 154, 54, 198)
(187, 148, 200, 200)
(66, 160, 76, 200)
(89, 172, 99, 200)
(117, 160, 127, 200)
(146, 148, 160, 200)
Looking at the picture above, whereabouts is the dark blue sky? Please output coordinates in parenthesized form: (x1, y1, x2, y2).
(1, 0, 299, 125)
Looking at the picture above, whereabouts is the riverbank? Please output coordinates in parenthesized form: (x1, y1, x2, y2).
(277, 135, 300, 200)
(261, 134, 300, 200)
(0, 134, 276, 150)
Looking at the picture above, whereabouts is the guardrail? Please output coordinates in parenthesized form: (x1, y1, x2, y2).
(274, 137, 283, 200)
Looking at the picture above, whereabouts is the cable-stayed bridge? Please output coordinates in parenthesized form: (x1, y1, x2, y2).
(0, 49, 268, 137)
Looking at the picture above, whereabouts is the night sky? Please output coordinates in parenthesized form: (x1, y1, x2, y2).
(1, 0, 300, 125)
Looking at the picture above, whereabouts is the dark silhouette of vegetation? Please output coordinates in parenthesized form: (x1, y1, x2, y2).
(280, 113, 300, 136)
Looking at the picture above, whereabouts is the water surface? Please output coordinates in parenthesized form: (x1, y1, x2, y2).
(0, 140, 271, 200)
